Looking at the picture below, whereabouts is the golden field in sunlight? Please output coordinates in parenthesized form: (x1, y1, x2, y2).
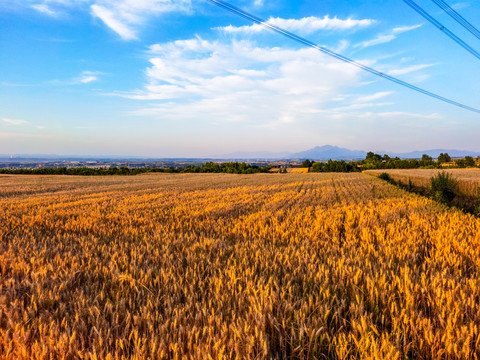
(1, 173, 480, 359)
(287, 168, 310, 173)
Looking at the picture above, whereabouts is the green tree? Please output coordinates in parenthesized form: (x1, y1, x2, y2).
(301, 159, 313, 168)
(422, 154, 433, 161)
(118, 166, 130, 175)
(455, 159, 467, 168)
(366, 152, 382, 162)
(311, 162, 323, 172)
(438, 153, 451, 163)
(200, 162, 221, 173)
(464, 156, 475, 167)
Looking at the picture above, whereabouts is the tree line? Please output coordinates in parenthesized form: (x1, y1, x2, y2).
(0, 162, 272, 176)
(303, 152, 478, 173)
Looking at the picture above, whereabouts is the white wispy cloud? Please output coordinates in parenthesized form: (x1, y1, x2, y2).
(321, 102, 394, 114)
(332, 40, 350, 53)
(2, 118, 28, 126)
(90, 0, 191, 40)
(50, 71, 102, 85)
(217, 16, 375, 34)
(116, 37, 366, 127)
(388, 63, 437, 76)
(76, 71, 101, 83)
(356, 91, 393, 103)
(91, 4, 138, 40)
(355, 34, 396, 49)
(355, 24, 422, 49)
(451, 2, 470, 10)
(393, 24, 423, 33)
(358, 111, 442, 120)
(31, 4, 59, 16)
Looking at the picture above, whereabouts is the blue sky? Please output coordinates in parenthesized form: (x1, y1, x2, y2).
(1, 0, 479, 157)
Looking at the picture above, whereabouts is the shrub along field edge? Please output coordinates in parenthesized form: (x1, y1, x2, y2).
(375, 171, 480, 216)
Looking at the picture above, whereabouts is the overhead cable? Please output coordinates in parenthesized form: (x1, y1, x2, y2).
(205, 0, 480, 114)
(402, 0, 480, 60)
(430, 0, 480, 41)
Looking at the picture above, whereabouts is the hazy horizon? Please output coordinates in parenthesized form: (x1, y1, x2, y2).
(2, 144, 480, 160)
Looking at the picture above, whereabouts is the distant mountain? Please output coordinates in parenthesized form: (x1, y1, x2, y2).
(288, 146, 480, 161)
(289, 145, 367, 160)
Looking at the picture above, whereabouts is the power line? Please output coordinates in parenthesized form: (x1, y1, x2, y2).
(402, 0, 480, 60)
(205, 0, 480, 114)
(430, 0, 480, 41)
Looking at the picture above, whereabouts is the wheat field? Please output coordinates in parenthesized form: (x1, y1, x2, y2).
(1, 173, 480, 359)
(366, 169, 480, 197)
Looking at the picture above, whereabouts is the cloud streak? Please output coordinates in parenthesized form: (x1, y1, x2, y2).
(77, 71, 101, 83)
(2, 118, 28, 126)
(355, 91, 393, 103)
(355, 24, 422, 49)
(388, 63, 437, 76)
(393, 24, 423, 33)
(91, 4, 138, 40)
(355, 35, 396, 49)
(90, 0, 191, 40)
(49, 71, 102, 85)
(217, 15, 375, 34)
(31, 4, 59, 17)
